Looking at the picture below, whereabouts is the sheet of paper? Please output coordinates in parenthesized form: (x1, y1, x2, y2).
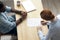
(21, 0, 36, 12)
(27, 18, 43, 27)
(56, 14, 60, 19)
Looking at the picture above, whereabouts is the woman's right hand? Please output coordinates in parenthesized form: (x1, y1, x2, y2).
(41, 21, 48, 25)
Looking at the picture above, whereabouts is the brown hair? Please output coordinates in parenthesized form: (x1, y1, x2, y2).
(40, 9, 55, 20)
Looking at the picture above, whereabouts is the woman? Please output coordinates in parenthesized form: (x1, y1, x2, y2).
(38, 9, 60, 40)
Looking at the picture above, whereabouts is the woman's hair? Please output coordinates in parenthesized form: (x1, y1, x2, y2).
(40, 9, 55, 20)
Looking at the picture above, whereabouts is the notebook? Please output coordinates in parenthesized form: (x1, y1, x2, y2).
(21, 0, 36, 12)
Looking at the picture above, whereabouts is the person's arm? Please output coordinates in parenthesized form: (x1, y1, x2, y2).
(5, 6, 26, 15)
(11, 8, 27, 26)
(0, 18, 16, 31)
(37, 26, 52, 40)
(45, 29, 52, 40)
(41, 21, 48, 25)
(11, 8, 27, 15)
(16, 15, 27, 26)
(5, 6, 27, 26)
(37, 27, 46, 40)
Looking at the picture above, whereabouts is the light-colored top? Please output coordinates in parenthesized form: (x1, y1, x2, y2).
(45, 18, 60, 40)
(0, 6, 16, 34)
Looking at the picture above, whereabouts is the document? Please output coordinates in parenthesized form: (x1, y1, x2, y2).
(21, 0, 36, 12)
(56, 14, 60, 19)
(27, 18, 43, 27)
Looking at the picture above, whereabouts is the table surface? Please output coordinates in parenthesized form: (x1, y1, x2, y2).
(14, 0, 48, 40)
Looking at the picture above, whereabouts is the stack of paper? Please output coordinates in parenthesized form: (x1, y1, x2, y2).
(21, 0, 36, 12)
(27, 18, 43, 27)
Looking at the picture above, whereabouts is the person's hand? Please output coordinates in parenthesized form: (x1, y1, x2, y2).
(21, 11, 27, 16)
(16, 11, 27, 25)
(20, 11, 27, 20)
(41, 21, 48, 25)
(37, 27, 42, 31)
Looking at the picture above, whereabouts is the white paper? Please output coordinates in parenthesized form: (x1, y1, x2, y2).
(21, 0, 36, 12)
(27, 18, 43, 27)
(56, 14, 60, 19)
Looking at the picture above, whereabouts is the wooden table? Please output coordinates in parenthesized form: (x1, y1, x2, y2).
(14, 0, 48, 40)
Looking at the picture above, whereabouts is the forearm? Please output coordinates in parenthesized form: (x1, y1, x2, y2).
(11, 9, 22, 15)
(11, 8, 27, 17)
(16, 18, 22, 26)
(16, 17, 26, 26)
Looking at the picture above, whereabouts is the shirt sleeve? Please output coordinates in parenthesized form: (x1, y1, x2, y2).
(5, 6, 11, 12)
(38, 30, 46, 40)
(8, 16, 16, 22)
(45, 29, 52, 40)
(47, 21, 51, 25)
(0, 17, 16, 33)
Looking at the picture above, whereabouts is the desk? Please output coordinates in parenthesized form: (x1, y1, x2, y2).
(14, 0, 48, 40)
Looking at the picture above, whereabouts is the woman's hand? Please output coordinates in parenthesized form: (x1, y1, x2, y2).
(41, 21, 48, 25)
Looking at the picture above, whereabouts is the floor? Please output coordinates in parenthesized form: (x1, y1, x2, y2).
(42, 0, 60, 15)
(0, 0, 14, 8)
